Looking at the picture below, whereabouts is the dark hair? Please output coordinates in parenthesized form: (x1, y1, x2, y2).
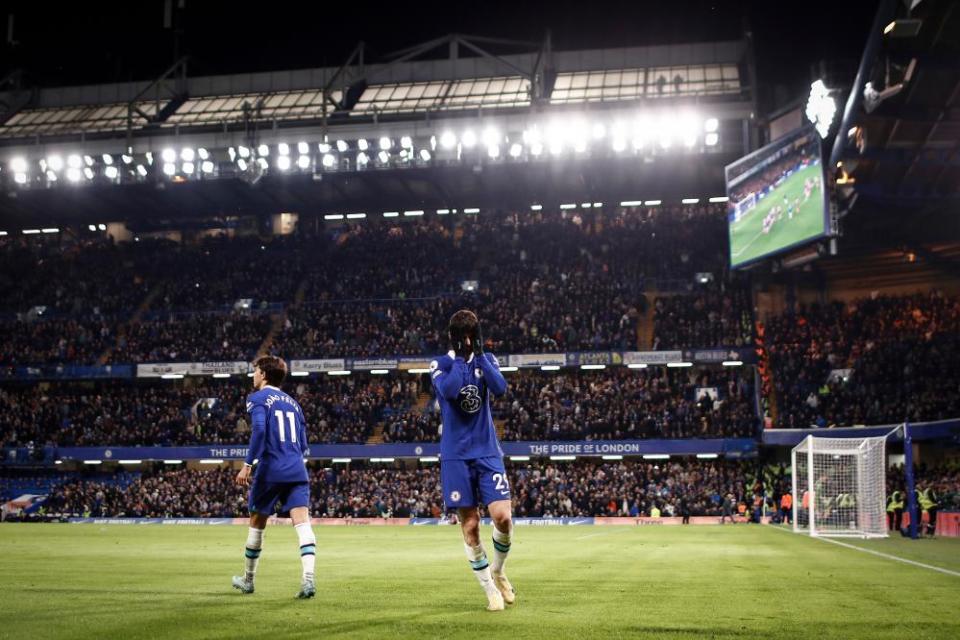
(448, 309, 479, 357)
(254, 355, 288, 386)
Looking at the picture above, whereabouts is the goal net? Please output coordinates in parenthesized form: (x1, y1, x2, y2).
(791, 435, 887, 538)
(733, 192, 757, 222)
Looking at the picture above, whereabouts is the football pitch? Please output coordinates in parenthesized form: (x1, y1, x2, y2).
(729, 163, 826, 267)
(2, 524, 958, 639)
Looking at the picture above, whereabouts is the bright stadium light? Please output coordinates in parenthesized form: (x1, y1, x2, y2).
(709, 196, 728, 203)
(682, 198, 700, 204)
(182, 162, 195, 174)
(419, 149, 431, 161)
(322, 153, 335, 168)
(530, 204, 542, 211)
(136, 164, 148, 177)
(806, 79, 837, 138)
(83, 155, 94, 166)
(197, 148, 210, 160)
(257, 157, 268, 170)
(98, 223, 106, 231)
(237, 146, 251, 158)
(540, 365, 560, 371)
(705, 117, 719, 133)
(336, 140, 349, 152)
(481, 127, 500, 148)
(377, 150, 390, 164)
(45, 170, 57, 181)
(509, 143, 522, 158)
(612, 136, 627, 152)
(201, 160, 215, 174)
(66, 167, 82, 182)
(679, 112, 699, 147)
(461, 130, 477, 148)
(83, 167, 94, 180)
(297, 141, 310, 155)
(530, 142, 543, 156)
(101, 154, 113, 165)
(357, 138, 369, 151)
(257, 144, 269, 156)
(162, 163, 176, 176)
(440, 131, 457, 149)
(46, 155, 63, 171)
(487, 144, 500, 159)
(237, 158, 248, 171)
(145, 151, 154, 165)
(592, 122, 606, 139)
(627, 363, 648, 369)
(705, 132, 719, 146)
(121, 154, 133, 165)
(379, 136, 392, 150)
(88, 224, 96, 231)
(180, 147, 195, 162)
(356, 152, 369, 167)
(161, 148, 176, 163)
(400, 136, 413, 148)
(278, 142, 290, 156)
(297, 155, 311, 170)
(68, 154, 82, 169)
(276, 155, 291, 171)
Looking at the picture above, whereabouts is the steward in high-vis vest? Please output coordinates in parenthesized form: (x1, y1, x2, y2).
(886, 490, 904, 532)
(917, 486, 939, 537)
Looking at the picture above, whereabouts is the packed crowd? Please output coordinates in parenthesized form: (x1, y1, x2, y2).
(651, 281, 754, 349)
(766, 291, 960, 428)
(0, 376, 421, 449)
(0, 366, 756, 449)
(382, 367, 759, 443)
(39, 458, 757, 519)
(1, 203, 744, 365)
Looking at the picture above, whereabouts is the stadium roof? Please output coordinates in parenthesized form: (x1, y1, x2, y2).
(0, 35, 753, 226)
(830, 0, 960, 206)
(0, 35, 751, 144)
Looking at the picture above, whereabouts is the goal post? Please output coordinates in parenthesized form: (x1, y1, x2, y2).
(791, 434, 888, 538)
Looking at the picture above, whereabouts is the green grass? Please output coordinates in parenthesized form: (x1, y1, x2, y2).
(729, 163, 826, 267)
(1, 524, 958, 639)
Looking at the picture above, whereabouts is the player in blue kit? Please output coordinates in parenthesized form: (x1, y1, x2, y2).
(431, 310, 515, 611)
(231, 355, 317, 599)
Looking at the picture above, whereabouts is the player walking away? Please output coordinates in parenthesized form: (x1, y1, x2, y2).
(231, 355, 317, 599)
(431, 310, 515, 611)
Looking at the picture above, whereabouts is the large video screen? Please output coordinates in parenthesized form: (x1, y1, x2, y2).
(725, 126, 828, 269)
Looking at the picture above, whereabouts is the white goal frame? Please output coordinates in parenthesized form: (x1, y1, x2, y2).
(791, 435, 888, 538)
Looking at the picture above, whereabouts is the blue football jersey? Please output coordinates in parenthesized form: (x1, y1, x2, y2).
(244, 385, 309, 483)
(430, 351, 507, 461)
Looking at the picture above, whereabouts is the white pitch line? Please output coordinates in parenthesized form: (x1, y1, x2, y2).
(765, 524, 960, 578)
(730, 228, 766, 258)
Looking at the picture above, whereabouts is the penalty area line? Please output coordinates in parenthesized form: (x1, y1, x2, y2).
(765, 524, 960, 578)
